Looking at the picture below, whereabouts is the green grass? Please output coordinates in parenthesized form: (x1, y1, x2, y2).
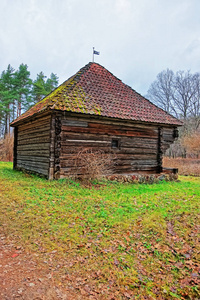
(0, 161, 200, 299)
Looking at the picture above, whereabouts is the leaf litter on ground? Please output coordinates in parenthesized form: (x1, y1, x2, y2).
(0, 162, 200, 299)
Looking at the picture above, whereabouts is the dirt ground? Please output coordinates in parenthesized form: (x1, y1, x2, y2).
(0, 232, 88, 300)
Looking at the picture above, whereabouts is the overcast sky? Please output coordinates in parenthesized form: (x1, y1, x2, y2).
(0, 0, 200, 95)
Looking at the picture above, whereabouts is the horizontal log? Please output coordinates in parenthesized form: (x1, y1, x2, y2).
(59, 165, 158, 175)
(17, 160, 49, 168)
(18, 115, 51, 131)
(61, 141, 110, 148)
(60, 145, 158, 155)
(61, 138, 158, 148)
(114, 167, 158, 172)
(59, 147, 157, 159)
(60, 159, 157, 168)
(17, 135, 50, 145)
(61, 137, 158, 148)
(17, 155, 49, 163)
(88, 122, 158, 135)
(61, 125, 158, 138)
(61, 132, 158, 144)
(62, 120, 88, 127)
(17, 143, 50, 151)
(16, 164, 49, 176)
(162, 128, 174, 133)
(17, 149, 50, 156)
(18, 125, 51, 137)
(113, 165, 157, 170)
(17, 134, 50, 144)
(61, 132, 112, 141)
(63, 131, 158, 141)
(61, 115, 159, 130)
(18, 121, 50, 134)
(114, 154, 157, 160)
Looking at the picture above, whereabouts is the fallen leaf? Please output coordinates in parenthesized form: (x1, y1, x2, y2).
(12, 253, 19, 258)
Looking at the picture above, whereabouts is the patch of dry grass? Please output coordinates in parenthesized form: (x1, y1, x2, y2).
(163, 157, 200, 176)
(0, 134, 13, 162)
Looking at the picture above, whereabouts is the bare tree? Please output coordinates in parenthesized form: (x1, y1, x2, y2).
(147, 69, 200, 157)
(190, 72, 200, 130)
(146, 69, 175, 115)
(173, 71, 196, 120)
(147, 69, 200, 124)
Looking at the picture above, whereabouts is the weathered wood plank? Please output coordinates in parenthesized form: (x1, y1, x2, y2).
(60, 159, 157, 168)
(13, 127, 18, 170)
(59, 164, 157, 174)
(17, 135, 50, 145)
(17, 143, 50, 151)
(17, 164, 49, 176)
(49, 115, 56, 180)
(61, 115, 158, 130)
(88, 122, 158, 134)
(18, 115, 51, 131)
(17, 155, 49, 163)
(61, 125, 158, 138)
(18, 122, 50, 134)
(19, 124, 50, 137)
(61, 132, 158, 144)
(18, 134, 50, 144)
(17, 160, 49, 168)
(62, 120, 88, 127)
(17, 149, 50, 156)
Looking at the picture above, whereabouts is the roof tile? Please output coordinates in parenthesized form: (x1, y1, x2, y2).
(11, 62, 182, 126)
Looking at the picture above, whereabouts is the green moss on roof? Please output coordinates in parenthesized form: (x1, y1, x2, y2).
(10, 62, 182, 126)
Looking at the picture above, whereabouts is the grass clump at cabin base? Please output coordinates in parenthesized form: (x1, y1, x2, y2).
(0, 161, 200, 299)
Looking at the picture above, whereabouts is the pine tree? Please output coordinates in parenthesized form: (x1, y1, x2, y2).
(0, 65, 59, 135)
(32, 72, 59, 103)
(14, 64, 32, 116)
(0, 65, 16, 135)
(32, 72, 48, 103)
(45, 73, 59, 94)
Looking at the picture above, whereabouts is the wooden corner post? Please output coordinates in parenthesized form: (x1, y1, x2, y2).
(48, 115, 56, 180)
(157, 126, 163, 173)
(13, 127, 18, 170)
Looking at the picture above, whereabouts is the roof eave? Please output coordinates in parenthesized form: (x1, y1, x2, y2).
(10, 108, 51, 127)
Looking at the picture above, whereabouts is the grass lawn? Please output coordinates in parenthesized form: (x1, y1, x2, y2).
(0, 161, 199, 299)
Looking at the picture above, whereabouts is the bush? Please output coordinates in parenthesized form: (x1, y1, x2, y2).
(71, 148, 114, 180)
(182, 132, 200, 158)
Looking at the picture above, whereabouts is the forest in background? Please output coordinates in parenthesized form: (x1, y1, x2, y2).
(0, 63, 59, 137)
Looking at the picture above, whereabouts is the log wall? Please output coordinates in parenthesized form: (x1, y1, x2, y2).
(13, 112, 178, 179)
(162, 127, 177, 153)
(15, 115, 51, 177)
(58, 115, 169, 178)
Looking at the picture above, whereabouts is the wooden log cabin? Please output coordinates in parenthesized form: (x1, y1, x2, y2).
(10, 62, 182, 179)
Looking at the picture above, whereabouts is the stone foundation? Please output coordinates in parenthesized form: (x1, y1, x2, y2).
(106, 173, 178, 184)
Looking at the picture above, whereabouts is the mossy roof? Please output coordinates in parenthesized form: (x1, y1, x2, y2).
(11, 62, 182, 126)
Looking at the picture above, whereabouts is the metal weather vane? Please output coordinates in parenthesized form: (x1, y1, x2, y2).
(92, 47, 100, 62)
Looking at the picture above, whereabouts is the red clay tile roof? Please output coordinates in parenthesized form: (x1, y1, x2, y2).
(11, 62, 182, 126)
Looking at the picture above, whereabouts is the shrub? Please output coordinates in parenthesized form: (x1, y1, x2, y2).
(71, 148, 114, 180)
(182, 132, 200, 158)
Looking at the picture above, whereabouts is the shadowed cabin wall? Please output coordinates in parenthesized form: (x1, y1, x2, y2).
(14, 115, 51, 177)
(55, 114, 176, 179)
